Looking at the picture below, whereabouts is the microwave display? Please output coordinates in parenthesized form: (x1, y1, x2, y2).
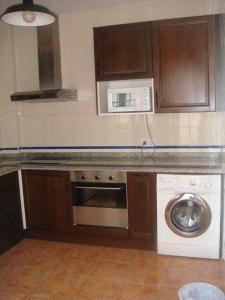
(107, 87, 151, 113)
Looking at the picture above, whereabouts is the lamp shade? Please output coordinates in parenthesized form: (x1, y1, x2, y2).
(1, 0, 56, 26)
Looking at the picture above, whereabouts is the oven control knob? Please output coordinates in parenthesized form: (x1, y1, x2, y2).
(109, 176, 114, 181)
(81, 176, 86, 180)
(95, 176, 100, 180)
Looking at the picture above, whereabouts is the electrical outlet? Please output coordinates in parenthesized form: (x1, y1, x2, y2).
(142, 140, 153, 147)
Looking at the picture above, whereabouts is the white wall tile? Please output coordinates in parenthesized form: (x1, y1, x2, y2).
(21, 130, 44, 147)
(72, 130, 90, 146)
(189, 113, 210, 128)
(87, 129, 104, 146)
(170, 113, 190, 128)
(100, 115, 121, 129)
(102, 129, 122, 146)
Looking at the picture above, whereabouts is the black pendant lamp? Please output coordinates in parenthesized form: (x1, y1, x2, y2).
(1, 0, 56, 26)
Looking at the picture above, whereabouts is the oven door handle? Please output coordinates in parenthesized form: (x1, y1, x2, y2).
(74, 186, 122, 191)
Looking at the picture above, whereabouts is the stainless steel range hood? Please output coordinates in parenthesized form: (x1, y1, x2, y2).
(11, 20, 77, 101)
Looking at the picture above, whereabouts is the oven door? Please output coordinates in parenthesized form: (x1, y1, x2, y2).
(71, 182, 128, 228)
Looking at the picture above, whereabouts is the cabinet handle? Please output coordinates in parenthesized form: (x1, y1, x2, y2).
(65, 180, 70, 189)
(96, 61, 101, 75)
(155, 91, 159, 108)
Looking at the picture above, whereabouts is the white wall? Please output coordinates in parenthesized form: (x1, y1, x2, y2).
(0, 0, 224, 151)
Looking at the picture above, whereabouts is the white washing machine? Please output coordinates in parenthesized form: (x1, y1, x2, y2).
(157, 174, 221, 259)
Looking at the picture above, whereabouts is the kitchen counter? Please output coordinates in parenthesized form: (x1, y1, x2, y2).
(0, 152, 224, 175)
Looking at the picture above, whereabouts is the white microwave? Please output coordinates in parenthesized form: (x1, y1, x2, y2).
(97, 78, 154, 115)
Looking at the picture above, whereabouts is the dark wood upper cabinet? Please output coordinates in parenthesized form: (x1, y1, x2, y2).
(23, 170, 73, 230)
(94, 22, 153, 81)
(0, 172, 23, 254)
(127, 173, 156, 245)
(152, 15, 215, 112)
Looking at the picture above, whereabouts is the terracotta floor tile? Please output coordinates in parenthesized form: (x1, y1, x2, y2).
(29, 291, 71, 300)
(60, 256, 99, 276)
(0, 242, 49, 267)
(0, 286, 32, 300)
(7, 266, 49, 290)
(0, 251, 29, 266)
(159, 286, 179, 300)
(137, 252, 172, 267)
(27, 254, 63, 271)
(39, 269, 86, 296)
(164, 269, 199, 289)
(76, 278, 122, 300)
(169, 256, 224, 273)
(0, 264, 24, 288)
(102, 247, 143, 262)
(42, 241, 78, 257)
(165, 265, 224, 290)
(127, 262, 166, 286)
(75, 244, 106, 258)
(12, 239, 50, 255)
(91, 258, 131, 282)
(116, 283, 161, 300)
(1, 239, 225, 299)
(102, 248, 171, 267)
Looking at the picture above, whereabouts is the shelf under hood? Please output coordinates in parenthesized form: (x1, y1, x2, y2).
(11, 89, 77, 102)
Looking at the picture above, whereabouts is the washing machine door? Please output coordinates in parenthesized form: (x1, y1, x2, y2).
(165, 193, 211, 238)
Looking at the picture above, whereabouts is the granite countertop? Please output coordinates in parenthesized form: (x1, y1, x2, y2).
(0, 152, 224, 176)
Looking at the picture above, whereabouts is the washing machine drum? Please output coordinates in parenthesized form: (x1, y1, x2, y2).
(165, 193, 212, 238)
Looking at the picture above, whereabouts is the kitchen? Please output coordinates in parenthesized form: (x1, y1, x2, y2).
(0, 0, 225, 299)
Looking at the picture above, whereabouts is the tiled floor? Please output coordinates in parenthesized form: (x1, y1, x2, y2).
(0, 239, 225, 300)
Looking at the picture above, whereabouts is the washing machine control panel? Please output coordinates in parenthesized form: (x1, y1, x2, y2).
(179, 178, 215, 192)
(157, 174, 220, 193)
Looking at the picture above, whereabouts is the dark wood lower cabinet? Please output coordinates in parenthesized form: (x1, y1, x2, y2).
(23, 170, 73, 230)
(23, 170, 156, 250)
(0, 172, 23, 254)
(127, 173, 156, 244)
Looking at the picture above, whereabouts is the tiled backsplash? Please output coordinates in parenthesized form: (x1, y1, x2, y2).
(0, 0, 225, 153)
(1, 105, 225, 152)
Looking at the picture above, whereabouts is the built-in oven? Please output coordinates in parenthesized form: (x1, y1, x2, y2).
(70, 171, 128, 228)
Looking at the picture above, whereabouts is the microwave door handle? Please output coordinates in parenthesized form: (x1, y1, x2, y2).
(74, 186, 122, 191)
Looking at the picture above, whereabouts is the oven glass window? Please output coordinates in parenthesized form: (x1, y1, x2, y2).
(72, 183, 127, 209)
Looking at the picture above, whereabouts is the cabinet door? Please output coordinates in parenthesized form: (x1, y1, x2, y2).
(127, 173, 156, 241)
(152, 15, 215, 112)
(0, 172, 23, 254)
(94, 22, 152, 81)
(23, 170, 72, 230)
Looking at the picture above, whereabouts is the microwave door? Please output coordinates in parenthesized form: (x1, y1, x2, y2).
(107, 87, 152, 113)
(108, 88, 137, 113)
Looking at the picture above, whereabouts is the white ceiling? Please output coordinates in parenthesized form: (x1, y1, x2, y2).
(0, 0, 156, 15)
